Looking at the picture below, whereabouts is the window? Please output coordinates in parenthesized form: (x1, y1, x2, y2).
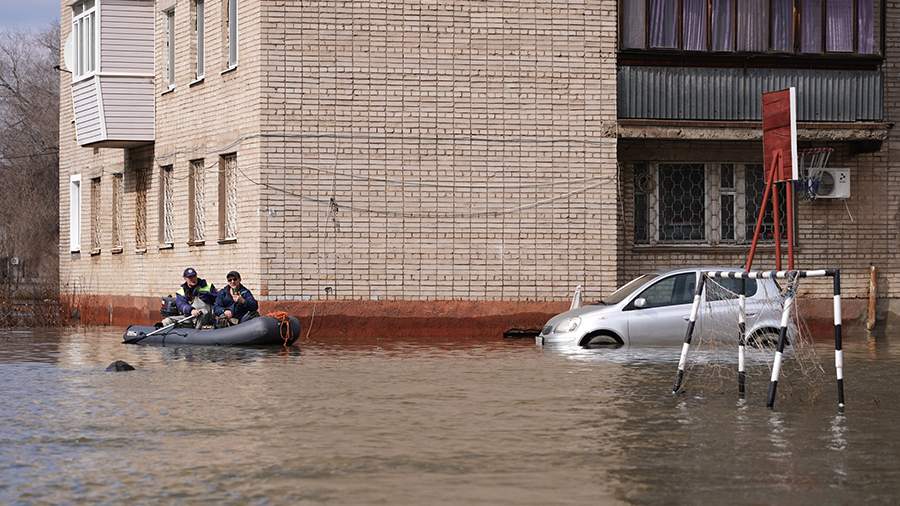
(69, 175, 82, 252)
(219, 153, 238, 239)
(620, 0, 880, 55)
(193, 0, 205, 79)
(135, 166, 149, 251)
(631, 273, 697, 309)
(223, 0, 238, 68)
(111, 173, 124, 252)
(189, 159, 206, 243)
(159, 165, 174, 245)
(633, 162, 792, 245)
(165, 9, 176, 88)
(720, 164, 736, 241)
(90, 177, 102, 253)
(72, 0, 97, 79)
(744, 164, 789, 241)
(658, 164, 705, 242)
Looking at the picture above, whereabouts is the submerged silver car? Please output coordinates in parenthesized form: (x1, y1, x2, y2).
(538, 267, 786, 347)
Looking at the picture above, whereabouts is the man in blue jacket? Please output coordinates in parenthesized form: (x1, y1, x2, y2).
(213, 271, 259, 326)
(162, 267, 218, 328)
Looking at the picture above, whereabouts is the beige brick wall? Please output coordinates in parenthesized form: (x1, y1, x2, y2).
(60, 0, 620, 303)
(59, 0, 266, 297)
(257, 0, 620, 301)
(65, 0, 899, 306)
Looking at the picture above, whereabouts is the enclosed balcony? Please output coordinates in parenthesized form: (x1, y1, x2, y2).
(616, 0, 888, 144)
(68, 0, 154, 148)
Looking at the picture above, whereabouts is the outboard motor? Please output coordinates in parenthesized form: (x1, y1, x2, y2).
(160, 295, 180, 318)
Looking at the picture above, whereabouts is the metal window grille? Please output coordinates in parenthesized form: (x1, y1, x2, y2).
(720, 164, 736, 242)
(134, 167, 148, 250)
(190, 160, 206, 242)
(161, 166, 174, 245)
(633, 163, 650, 244)
(90, 177, 101, 252)
(111, 173, 123, 249)
(658, 164, 706, 242)
(744, 164, 788, 241)
(221, 154, 238, 239)
(633, 162, 793, 245)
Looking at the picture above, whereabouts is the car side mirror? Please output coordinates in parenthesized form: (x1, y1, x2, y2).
(633, 298, 646, 308)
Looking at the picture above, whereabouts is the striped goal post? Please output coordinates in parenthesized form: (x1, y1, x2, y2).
(672, 269, 845, 410)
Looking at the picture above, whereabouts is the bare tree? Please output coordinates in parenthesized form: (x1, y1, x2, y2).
(0, 25, 60, 298)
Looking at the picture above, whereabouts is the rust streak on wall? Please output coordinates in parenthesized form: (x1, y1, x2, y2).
(60, 294, 867, 343)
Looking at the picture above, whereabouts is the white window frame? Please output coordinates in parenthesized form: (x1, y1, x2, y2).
(72, 0, 99, 81)
(165, 8, 176, 89)
(194, 0, 205, 80)
(69, 175, 82, 252)
(224, 0, 238, 69)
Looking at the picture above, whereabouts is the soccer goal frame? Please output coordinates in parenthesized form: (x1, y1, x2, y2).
(671, 269, 845, 410)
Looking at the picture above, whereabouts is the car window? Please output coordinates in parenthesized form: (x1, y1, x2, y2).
(633, 273, 696, 309)
(705, 277, 758, 301)
(601, 274, 659, 305)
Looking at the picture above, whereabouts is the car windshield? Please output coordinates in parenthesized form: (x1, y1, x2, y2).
(597, 274, 659, 305)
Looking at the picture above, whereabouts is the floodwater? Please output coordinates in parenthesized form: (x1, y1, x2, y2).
(2, 328, 899, 505)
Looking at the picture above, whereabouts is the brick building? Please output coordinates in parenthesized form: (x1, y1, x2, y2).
(59, 0, 895, 337)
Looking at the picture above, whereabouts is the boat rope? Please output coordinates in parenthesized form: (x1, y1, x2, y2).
(267, 311, 294, 347)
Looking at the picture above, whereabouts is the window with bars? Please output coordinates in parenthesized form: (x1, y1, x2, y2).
(111, 173, 124, 252)
(90, 177, 102, 253)
(135, 166, 149, 251)
(219, 154, 238, 240)
(159, 165, 174, 246)
(189, 159, 206, 244)
(633, 162, 791, 245)
(620, 0, 880, 55)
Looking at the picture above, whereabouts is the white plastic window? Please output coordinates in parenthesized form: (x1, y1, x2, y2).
(72, 0, 97, 79)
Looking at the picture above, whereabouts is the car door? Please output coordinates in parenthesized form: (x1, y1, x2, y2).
(625, 272, 698, 345)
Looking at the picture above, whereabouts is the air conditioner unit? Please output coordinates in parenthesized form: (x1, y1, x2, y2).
(810, 168, 850, 199)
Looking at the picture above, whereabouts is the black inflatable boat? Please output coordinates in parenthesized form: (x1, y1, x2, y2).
(123, 315, 301, 346)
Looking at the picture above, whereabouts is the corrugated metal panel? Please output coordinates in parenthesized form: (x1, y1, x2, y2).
(618, 66, 883, 121)
(73, 78, 103, 145)
(100, 75, 155, 141)
(100, 0, 155, 74)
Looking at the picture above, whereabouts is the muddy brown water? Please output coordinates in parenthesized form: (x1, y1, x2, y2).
(1, 327, 899, 504)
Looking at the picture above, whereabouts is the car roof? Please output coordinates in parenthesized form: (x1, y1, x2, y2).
(650, 266, 747, 276)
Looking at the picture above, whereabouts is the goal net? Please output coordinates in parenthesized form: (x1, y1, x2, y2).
(673, 270, 844, 409)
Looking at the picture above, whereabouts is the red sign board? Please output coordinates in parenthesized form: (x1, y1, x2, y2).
(761, 88, 798, 182)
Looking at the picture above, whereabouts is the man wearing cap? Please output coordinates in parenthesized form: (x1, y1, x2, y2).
(213, 271, 259, 326)
(161, 267, 218, 328)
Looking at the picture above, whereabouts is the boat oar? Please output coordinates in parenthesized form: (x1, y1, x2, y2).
(124, 314, 198, 344)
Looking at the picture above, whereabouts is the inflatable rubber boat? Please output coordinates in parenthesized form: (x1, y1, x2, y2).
(123, 315, 301, 346)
